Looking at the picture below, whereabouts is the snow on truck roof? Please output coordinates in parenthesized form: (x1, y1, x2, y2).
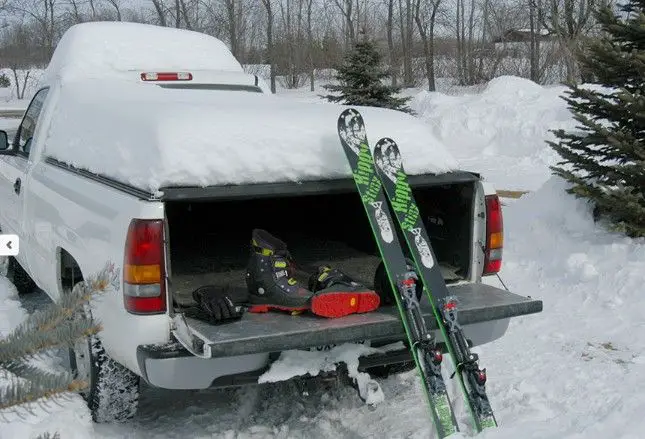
(43, 80, 458, 192)
(40, 22, 244, 85)
(41, 22, 458, 192)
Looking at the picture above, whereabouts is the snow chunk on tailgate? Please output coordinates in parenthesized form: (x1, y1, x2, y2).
(40, 22, 243, 85)
(44, 81, 458, 192)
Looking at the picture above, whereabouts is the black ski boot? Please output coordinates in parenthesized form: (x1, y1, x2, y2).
(245, 229, 312, 314)
(308, 266, 380, 318)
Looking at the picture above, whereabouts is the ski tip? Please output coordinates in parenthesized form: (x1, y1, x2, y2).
(338, 108, 363, 126)
(373, 137, 399, 160)
(375, 137, 398, 150)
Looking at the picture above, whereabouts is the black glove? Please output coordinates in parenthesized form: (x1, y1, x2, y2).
(192, 286, 244, 323)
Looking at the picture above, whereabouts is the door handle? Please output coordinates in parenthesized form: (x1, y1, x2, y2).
(13, 178, 21, 195)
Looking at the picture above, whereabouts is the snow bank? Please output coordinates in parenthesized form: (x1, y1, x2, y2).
(411, 76, 575, 191)
(0, 274, 25, 338)
(474, 176, 645, 438)
(40, 22, 243, 86)
(44, 80, 458, 192)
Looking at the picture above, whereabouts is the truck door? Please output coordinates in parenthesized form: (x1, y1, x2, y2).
(0, 88, 50, 268)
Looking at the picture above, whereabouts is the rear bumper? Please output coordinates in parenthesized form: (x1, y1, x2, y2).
(137, 283, 541, 390)
(136, 318, 510, 390)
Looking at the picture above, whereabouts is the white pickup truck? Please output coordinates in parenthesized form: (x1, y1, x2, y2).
(0, 22, 542, 423)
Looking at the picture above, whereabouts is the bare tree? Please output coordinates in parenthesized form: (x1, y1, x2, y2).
(88, 0, 96, 19)
(334, 0, 355, 47)
(151, 0, 168, 26)
(414, 0, 442, 91)
(529, 0, 539, 81)
(223, 0, 238, 57)
(385, 0, 398, 86)
(0, 22, 41, 99)
(66, 0, 82, 23)
(8, 0, 59, 59)
(397, 0, 415, 87)
(105, 0, 122, 21)
(306, 0, 315, 91)
(261, 0, 276, 93)
(540, 0, 595, 82)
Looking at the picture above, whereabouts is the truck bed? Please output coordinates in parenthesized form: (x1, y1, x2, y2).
(166, 176, 479, 307)
(176, 283, 542, 358)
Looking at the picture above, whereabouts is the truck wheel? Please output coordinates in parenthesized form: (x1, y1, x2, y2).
(5, 256, 37, 295)
(69, 334, 140, 422)
(66, 277, 140, 423)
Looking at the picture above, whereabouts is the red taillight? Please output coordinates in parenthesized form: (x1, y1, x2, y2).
(123, 219, 167, 314)
(483, 195, 503, 275)
(140, 72, 193, 81)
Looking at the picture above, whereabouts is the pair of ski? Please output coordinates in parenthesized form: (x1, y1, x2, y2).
(337, 108, 497, 437)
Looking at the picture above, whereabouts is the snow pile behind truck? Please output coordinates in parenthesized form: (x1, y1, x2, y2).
(39, 22, 458, 193)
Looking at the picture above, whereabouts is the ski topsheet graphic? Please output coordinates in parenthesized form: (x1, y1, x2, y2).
(337, 108, 459, 438)
(373, 136, 498, 432)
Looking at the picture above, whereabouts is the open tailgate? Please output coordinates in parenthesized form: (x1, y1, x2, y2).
(172, 283, 542, 358)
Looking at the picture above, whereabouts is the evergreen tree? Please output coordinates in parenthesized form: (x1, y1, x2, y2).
(0, 262, 118, 414)
(0, 73, 9, 89)
(548, 0, 645, 237)
(322, 39, 413, 114)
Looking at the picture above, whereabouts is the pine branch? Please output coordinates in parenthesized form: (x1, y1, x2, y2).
(0, 262, 119, 412)
(548, 0, 645, 237)
(0, 263, 119, 366)
(3, 357, 74, 386)
(0, 318, 102, 366)
(0, 374, 86, 412)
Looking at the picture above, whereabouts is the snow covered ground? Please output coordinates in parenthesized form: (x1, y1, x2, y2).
(3, 76, 645, 438)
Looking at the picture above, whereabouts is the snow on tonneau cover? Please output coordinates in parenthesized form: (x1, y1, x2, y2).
(39, 23, 458, 193)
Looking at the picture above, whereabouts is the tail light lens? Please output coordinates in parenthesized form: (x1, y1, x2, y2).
(140, 72, 193, 81)
(123, 219, 167, 314)
(483, 195, 503, 275)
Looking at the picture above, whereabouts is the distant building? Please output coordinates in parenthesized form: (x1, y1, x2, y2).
(493, 28, 556, 57)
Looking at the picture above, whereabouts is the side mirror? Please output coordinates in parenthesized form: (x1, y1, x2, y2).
(0, 130, 8, 151)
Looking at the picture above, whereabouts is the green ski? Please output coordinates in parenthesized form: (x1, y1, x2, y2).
(337, 108, 459, 438)
(373, 136, 498, 433)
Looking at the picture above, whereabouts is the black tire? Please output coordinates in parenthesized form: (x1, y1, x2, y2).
(66, 277, 140, 423)
(69, 335, 140, 423)
(6, 256, 37, 295)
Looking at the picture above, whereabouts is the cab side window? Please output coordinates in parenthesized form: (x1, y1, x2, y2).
(15, 88, 49, 157)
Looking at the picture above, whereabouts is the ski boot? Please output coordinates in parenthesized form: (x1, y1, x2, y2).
(245, 229, 313, 314)
(308, 266, 380, 318)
